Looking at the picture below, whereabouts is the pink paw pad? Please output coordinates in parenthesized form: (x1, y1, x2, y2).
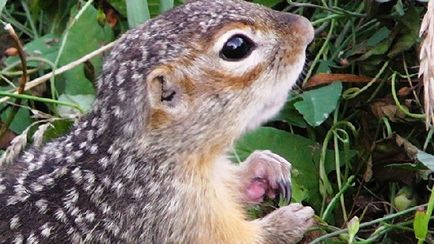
(241, 150, 292, 205)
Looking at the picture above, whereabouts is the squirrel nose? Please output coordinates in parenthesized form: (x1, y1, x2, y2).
(275, 13, 314, 45)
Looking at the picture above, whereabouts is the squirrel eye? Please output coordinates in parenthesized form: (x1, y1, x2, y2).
(220, 34, 255, 61)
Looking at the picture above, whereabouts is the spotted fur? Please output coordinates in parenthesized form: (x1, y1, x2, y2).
(0, 0, 314, 243)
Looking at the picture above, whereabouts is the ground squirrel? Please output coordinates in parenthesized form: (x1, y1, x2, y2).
(0, 0, 314, 243)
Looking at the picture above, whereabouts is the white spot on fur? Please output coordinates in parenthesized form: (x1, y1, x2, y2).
(90, 145, 98, 154)
(72, 167, 83, 184)
(35, 199, 48, 214)
(98, 157, 109, 169)
(10, 215, 20, 230)
(13, 234, 23, 244)
(54, 208, 68, 223)
(26, 232, 38, 244)
(40, 223, 52, 238)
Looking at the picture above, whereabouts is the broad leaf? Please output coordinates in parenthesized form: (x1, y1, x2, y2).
(57, 94, 95, 118)
(159, 0, 174, 12)
(274, 97, 307, 128)
(388, 7, 420, 58)
(58, 4, 114, 95)
(6, 34, 60, 68)
(414, 210, 428, 241)
(294, 82, 342, 127)
(417, 151, 434, 171)
(126, 0, 150, 28)
(0, 103, 33, 134)
(253, 0, 281, 7)
(0, 0, 6, 15)
(107, 0, 127, 16)
(43, 120, 74, 141)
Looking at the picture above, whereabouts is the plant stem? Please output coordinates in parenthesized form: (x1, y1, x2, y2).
(311, 203, 429, 244)
(390, 72, 425, 119)
(0, 91, 83, 113)
(0, 24, 28, 140)
(322, 176, 354, 220)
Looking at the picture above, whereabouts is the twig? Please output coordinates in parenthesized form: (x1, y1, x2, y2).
(0, 23, 28, 139)
(0, 41, 116, 104)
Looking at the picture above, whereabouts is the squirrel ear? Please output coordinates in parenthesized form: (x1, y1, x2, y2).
(147, 68, 183, 110)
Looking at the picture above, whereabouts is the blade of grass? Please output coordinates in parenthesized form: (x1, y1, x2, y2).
(20, 0, 38, 38)
(0, 91, 83, 113)
(159, 0, 174, 13)
(126, 0, 150, 28)
(0, 0, 6, 16)
(414, 186, 434, 243)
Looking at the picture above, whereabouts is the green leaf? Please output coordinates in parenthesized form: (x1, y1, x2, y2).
(294, 82, 343, 127)
(43, 120, 74, 141)
(107, 0, 127, 17)
(159, 0, 174, 12)
(58, 4, 114, 95)
(413, 186, 434, 242)
(393, 186, 416, 211)
(0, 0, 7, 15)
(392, 0, 405, 16)
(414, 210, 428, 241)
(235, 127, 325, 209)
(31, 0, 78, 34)
(57, 94, 95, 118)
(0, 103, 33, 134)
(358, 39, 392, 60)
(388, 7, 420, 58)
(347, 216, 360, 244)
(274, 97, 307, 128)
(5, 34, 60, 68)
(366, 27, 390, 47)
(348, 27, 390, 59)
(253, 0, 281, 7)
(416, 151, 434, 171)
(126, 0, 150, 28)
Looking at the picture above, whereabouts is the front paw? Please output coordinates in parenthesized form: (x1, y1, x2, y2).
(260, 203, 315, 244)
(239, 150, 292, 205)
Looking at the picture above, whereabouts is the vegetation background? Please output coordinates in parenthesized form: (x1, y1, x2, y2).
(0, 0, 433, 243)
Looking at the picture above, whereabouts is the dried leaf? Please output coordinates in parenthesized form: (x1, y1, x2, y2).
(395, 134, 419, 159)
(398, 87, 412, 97)
(304, 73, 373, 89)
(370, 100, 406, 122)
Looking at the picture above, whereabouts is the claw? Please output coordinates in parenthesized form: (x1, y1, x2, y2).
(278, 178, 291, 203)
(241, 150, 293, 205)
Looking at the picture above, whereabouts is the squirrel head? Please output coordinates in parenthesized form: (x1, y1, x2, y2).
(94, 0, 313, 151)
